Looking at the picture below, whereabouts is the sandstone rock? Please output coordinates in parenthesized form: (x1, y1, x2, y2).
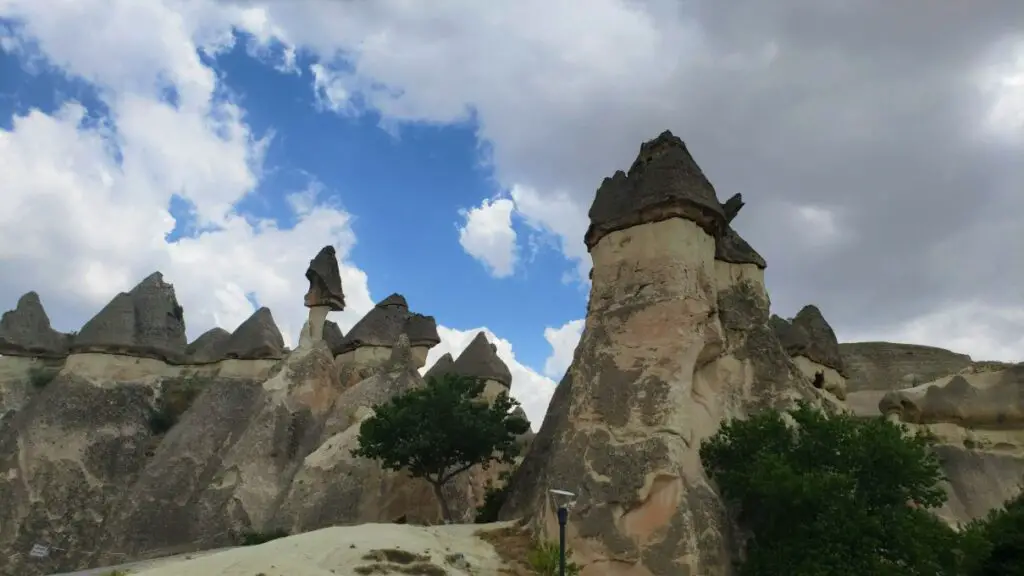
(72, 273, 188, 362)
(423, 352, 455, 381)
(217, 307, 285, 360)
(502, 131, 818, 576)
(185, 327, 230, 364)
(840, 341, 974, 392)
(879, 365, 1024, 427)
(451, 332, 512, 388)
(0, 292, 72, 358)
(303, 245, 345, 311)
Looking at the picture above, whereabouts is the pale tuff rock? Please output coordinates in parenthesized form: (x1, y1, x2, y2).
(72, 272, 188, 363)
(502, 130, 818, 576)
(0, 292, 72, 358)
(217, 307, 286, 360)
(185, 327, 230, 364)
(303, 246, 346, 345)
(875, 365, 1024, 524)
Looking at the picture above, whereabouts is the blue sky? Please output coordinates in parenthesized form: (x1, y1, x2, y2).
(0, 26, 585, 376)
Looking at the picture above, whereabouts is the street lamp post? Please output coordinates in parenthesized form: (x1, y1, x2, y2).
(549, 489, 576, 576)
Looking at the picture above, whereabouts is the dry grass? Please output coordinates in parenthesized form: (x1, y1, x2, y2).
(476, 524, 537, 576)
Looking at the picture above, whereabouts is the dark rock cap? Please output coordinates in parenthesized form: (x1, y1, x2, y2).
(423, 352, 455, 382)
(185, 327, 230, 364)
(770, 305, 845, 374)
(323, 320, 345, 356)
(585, 130, 727, 250)
(217, 307, 285, 360)
(715, 225, 767, 268)
(450, 331, 512, 387)
(304, 245, 346, 311)
(0, 291, 72, 358)
(338, 294, 439, 354)
(72, 272, 188, 362)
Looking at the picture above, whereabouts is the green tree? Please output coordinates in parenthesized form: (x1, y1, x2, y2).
(353, 373, 530, 523)
(961, 489, 1024, 576)
(699, 402, 963, 576)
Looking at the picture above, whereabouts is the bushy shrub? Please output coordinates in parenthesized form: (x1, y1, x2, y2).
(526, 540, 580, 576)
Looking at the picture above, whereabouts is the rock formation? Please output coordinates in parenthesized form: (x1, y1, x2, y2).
(217, 307, 286, 360)
(770, 305, 848, 400)
(450, 332, 512, 402)
(501, 130, 822, 575)
(302, 245, 346, 344)
(840, 341, 976, 392)
(72, 272, 188, 362)
(423, 352, 455, 381)
(875, 364, 1024, 525)
(184, 327, 230, 363)
(337, 294, 440, 370)
(0, 292, 72, 358)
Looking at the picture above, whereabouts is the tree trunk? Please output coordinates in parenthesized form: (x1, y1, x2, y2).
(430, 480, 454, 524)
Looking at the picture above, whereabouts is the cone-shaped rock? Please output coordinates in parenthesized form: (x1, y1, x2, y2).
(450, 332, 512, 387)
(770, 305, 845, 374)
(218, 307, 285, 360)
(185, 327, 230, 363)
(323, 320, 345, 356)
(72, 272, 187, 362)
(338, 293, 440, 354)
(0, 291, 72, 357)
(585, 130, 727, 250)
(423, 352, 456, 381)
(304, 245, 345, 311)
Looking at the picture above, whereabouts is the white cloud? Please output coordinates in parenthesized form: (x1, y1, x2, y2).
(509, 185, 591, 281)
(0, 0, 375, 348)
(542, 318, 584, 379)
(457, 197, 519, 278)
(422, 325, 557, 429)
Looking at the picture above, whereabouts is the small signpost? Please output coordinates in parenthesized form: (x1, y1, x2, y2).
(28, 543, 50, 558)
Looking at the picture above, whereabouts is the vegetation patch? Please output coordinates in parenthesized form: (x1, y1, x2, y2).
(362, 548, 429, 564)
(235, 528, 289, 546)
(27, 364, 60, 388)
(475, 469, 515, 523)
(146, 375, 207, 435)
(353, 562, 447, 576)
(526, 540, 581, 576)
(476, 526, 540, 576)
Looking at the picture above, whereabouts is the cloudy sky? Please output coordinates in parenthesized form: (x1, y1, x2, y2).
(1, 0, 1021, 425)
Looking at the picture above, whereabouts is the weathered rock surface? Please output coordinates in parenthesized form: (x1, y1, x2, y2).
(502, 130, 820, 576)
(337, 294, 440, 372)
(217, 307, 285, 360)
(770, 306, 847, 399)
(72, 273, 187, 362)
(0, 292, 72, 358)
(323, 320, 345, 356)
(451, 332, 512, 388)
(185, 327, 230, 364)
(839, 341, 974, 392)
(422, 352, 455, 381)
(873, 365, 1024, 525)
(303, 245, 346, 311)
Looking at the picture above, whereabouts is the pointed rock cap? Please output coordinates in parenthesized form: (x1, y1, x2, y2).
(770, 305, 845, 374)
(72, 272, 188, 362)
(217, 307, 285, 360)
(338, 294, 439, 354)
(323, 320, 345, 356)
(585, 130, 727, 250)
(185, 327, 230, 364)
(304, 245, 346, 311)
(451, 332, 512, 387)
(0, 291, 72, 358)
(715, 225, 766, 268)
(423, 352, 456, 381)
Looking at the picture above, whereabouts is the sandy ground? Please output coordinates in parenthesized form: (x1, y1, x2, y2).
(86, 522, 518, 576)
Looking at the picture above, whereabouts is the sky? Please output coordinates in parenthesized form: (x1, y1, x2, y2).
(0, 0, 1022, 427)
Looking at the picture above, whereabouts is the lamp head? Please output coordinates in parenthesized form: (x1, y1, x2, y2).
(548, 488, 577, 510)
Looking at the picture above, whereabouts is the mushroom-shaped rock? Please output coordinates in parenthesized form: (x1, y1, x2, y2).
(451, 332, 512, 388)
(423, 352, 456, 381)
(337, 294, 440, 368)
(72, 272, 188, 362)
(0, 291, 71, 357)
(584, 130, 727, 250)
(218, 307, 285, 360)
(304, 246, 346, 311)
(185, 327, 230, 363)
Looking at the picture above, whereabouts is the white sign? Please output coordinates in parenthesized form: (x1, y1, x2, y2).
(28, 544, 50, 558)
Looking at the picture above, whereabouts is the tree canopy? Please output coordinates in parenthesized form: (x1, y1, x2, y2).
(700, 402, 968, 576)
(352, 373, 529, 522)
